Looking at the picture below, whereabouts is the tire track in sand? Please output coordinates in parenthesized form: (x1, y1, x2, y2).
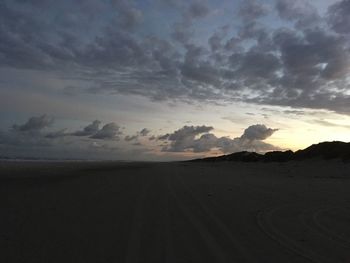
(163, 180, 176, 263)
(256, 206, 333, 263)
(169, 174, 257, 263)
(124, 173, 176, 263)
(124, 180, 151, 263)
(301, 206, 350, 248)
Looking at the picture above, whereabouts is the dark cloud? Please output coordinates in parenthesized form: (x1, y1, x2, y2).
(327, 0, 350, 34)
(160, 124, 279, 153)
(90, 123, 122, 140)
(0, 115, 59, 159)
(0, 115, 280, 159)
(168, 125, 213, 139)
(125, 135, 138, 142)
(159, 125, 213, 152)
(111, 0, 143, 30)
(275, 0, 320, 29)
(216, 136, 279, 154)
(171, 21, 193, 44)
(187, 1, 210, 18)
(232, 50, 281, 79)
(81, 30, 148, 69)
(171, 1, 210, 44)
(208, 25, 229, 52)
(7, 116, 124, 142)
(239, 0, 269, 21)
(0, 127, 121, 160)
(238, 21, 267, 41)
(53, 120, 125, 140)
(12, 115, 53, 132)
(274, 29, 349, 81)
(72, 120, 101, 136)
(45, 129, 67, 139)
(0, 0, 349, 115)
(180, 44, 221, 87)
(0, 128, 50, 147)
(0, 115, 154, 160)
(139, 128, 150, 136)
(124, 128, 150, 142)
(158, 134, 171, 140)
(241, 124, 278, 140)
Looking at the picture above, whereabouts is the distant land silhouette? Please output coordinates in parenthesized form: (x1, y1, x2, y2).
(191, 141, 350, 162)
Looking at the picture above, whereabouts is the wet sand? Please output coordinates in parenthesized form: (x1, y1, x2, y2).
(1, 160, 350, 263)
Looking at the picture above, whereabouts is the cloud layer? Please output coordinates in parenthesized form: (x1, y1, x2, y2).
(0, 0, 349, 114)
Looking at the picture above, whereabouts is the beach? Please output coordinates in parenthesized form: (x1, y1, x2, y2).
(2, 160, 350, 263)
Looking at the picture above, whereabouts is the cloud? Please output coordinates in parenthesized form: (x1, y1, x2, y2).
(239, 0, 269, 21)
(125, 135, 138, 141)
(275, 0, 320, 28)
(160, 124, 279, 153)
(231, 50, 281, 79)
(171, 21, 193, 44)
(0, 115, 59, 158)
(159, 125, 213, 152)
(241, 124, 278, 140)
(0, 114, 158, 160)
(139, 128, 150, 136)
(72, 120, 101, 136)
(123, 128, 151, 142)
(0, 115, 280, 159)
(161, 125, 213, 139)
(312, 119, 350, 129)
(216, 136, 279, 154)
(0, 0, 350, 116)
(111, 0, 143, 30)
(62, 119, 125, 140)
(90, 123, 122, 140)
(187, 1, 210, 18)
(327, 0, 350, 34)
(0, 128, 51, 148)
(208, 25, 229, 52)
(45, 129, 67, 139)
(8, 115, 125, 143)
(170, 1, 210, 44)
(6, 116, 125, 144)
(12, 115, 53, 132)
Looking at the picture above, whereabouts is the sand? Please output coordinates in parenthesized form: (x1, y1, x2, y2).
(1, 160, 350, 263)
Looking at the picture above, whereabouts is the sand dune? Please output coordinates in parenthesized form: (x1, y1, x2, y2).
(1, 160, 350, 262)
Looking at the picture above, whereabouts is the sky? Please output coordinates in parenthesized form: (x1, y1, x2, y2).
(0, 0, 350, 160)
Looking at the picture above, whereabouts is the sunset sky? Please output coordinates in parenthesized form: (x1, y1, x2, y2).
(0, 0, 350, 160)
